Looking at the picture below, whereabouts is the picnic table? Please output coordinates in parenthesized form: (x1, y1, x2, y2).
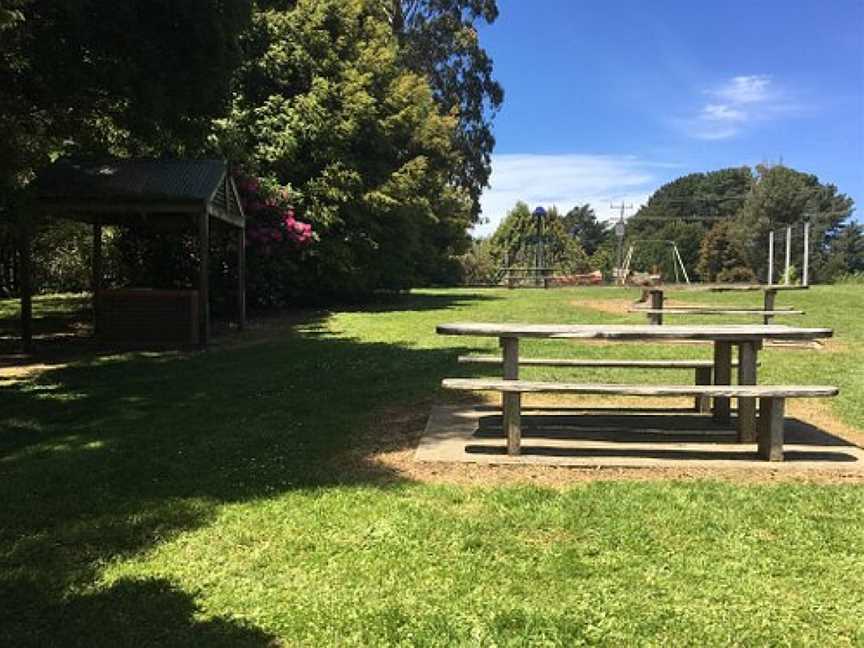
(637, 284, 809, 325)
(437, 323, 834, 459)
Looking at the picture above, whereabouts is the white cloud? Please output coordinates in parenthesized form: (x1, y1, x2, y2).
(710, 75, 773, 104)
(474, 154, 672, 237)
(679, 74, 800, 141)
(701, 103, 746, 122)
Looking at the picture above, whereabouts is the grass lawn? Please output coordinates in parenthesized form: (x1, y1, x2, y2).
(1, 285, 864, 646)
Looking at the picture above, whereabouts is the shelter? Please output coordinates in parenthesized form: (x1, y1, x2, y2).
(23, 158, 246, 348)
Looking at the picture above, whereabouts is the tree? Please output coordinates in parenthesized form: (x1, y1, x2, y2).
(696, 219, 748, 282)
(562, 204, 608, 255)
(388, 0, 503, 219)
(733, 164, 854, 282)
(821, 221, 864, 281)
(488, 202, 589, 273)
(0, 0, 252, 296)
(627, 167, 752, 280)
(217, 0, 473, 298)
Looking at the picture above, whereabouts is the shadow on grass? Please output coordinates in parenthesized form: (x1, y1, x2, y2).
(1, 577, 278, 648)
(0, 291, 485, 645)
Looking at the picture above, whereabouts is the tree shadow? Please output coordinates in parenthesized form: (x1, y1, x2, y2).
(335, 290, 501, 313)
(0, 577, 279, 648)
(0, 293, 486, 644)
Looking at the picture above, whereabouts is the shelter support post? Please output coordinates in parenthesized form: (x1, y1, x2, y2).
(19, 216, 32, 353)
(784, 226, 792, 285)
(92, 221, 102, 335)
(237, 225, 246, 330)
(712, 341, 732, 423)
(198, 211, 210, 347)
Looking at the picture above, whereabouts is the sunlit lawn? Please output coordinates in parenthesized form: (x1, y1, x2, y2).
(1, 286, 863, 646)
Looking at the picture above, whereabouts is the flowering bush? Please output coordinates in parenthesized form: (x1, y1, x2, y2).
(235, 174, 313, 251)
(233, 172, 315, 308)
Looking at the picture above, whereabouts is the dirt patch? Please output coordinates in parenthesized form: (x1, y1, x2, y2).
(570, 299, 634, 316)
(572, 298, 712, 317)
(335, 394, 864, 488)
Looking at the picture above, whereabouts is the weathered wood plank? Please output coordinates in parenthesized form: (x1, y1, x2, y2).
(630, 308, 803, 316)
(198, 211, 210, 348)
(737, 341, 758, 443)
(631, 305, 798, 313)
(501, 337, 519, 380)
(503, 392, 521, 455)
(694, 366, 712, 413)
(441, 378, 838, 398)
(650, 289, 663, 325)
(458, 355, 746, 369)
(713, 341, 732, 422)
(436, 323, 831, 341)
(758, 397, 785, 461)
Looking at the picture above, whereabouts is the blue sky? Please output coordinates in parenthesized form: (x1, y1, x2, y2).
(474, 0, 864, 235)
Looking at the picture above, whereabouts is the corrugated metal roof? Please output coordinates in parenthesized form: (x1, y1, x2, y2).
(35, 158, 228, 203)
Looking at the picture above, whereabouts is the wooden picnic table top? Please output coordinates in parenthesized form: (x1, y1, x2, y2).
(436, 322, 832, 341)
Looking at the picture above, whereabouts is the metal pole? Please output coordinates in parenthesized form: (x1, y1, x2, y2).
(802, 222, 810, 286)
(784, 225, 792, 285)
(767, 230, 774, 285)
(673, 243, 691, 285)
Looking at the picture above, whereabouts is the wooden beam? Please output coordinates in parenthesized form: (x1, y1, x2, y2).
(712, 341, 732, 422)
(441, 379, 837, 399)
(763, 290, 776, 325)
(92, 221, 102, 336)
(18, 216, 32, 353)
(736, 341, 758, 443)
(207, 203, 245, 229)
(758, 397, 785, 461)
(649, 290, 663, 325)
(198, 211, 210, 348)
(237, 225, 246, 330)
(500, 337, 521, 455)
(694, 366, 712, 413)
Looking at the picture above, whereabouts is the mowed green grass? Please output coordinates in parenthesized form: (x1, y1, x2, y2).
(1, 286, 864, 646)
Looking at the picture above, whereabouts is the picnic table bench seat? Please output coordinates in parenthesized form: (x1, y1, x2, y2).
(442, 378, 839, 462)
(631, 308, 804, 316)
(458, 354, 755, 413)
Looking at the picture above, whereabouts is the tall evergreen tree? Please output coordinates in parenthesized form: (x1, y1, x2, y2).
(387, 0, 503, 220)
(218, 0, 474, 297)
(562, 204, 608, 255)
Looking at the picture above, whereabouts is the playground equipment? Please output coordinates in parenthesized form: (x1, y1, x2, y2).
(768, 222, 810, 286)
(619, 239, 690, 286)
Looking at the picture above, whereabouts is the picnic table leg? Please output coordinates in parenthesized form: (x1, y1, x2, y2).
(500, 336, 521, 455)
(712, 341, 732, 423)
(694, 366, 712, 413)
(736, 341, 758, 443)
(649, 290, 663, 325)
(763, 290, 776, 325)
(758, 397, 785, 461)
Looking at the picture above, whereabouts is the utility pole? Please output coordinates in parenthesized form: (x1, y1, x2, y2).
(610, 202, 634, 284)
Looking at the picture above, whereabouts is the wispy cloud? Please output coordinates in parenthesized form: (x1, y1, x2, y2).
(679, 74, 801, 140)
(475, 154, 678, 237)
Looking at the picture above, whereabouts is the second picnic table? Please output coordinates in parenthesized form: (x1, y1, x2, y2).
(637, 284, 809, 325)
(437, 322, 833, 453)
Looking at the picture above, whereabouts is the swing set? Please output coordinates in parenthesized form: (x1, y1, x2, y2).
(620, 239, 691, 286)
